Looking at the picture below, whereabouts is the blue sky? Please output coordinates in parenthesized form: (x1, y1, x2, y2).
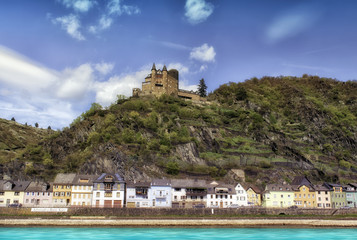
(0, 0, 357, 129)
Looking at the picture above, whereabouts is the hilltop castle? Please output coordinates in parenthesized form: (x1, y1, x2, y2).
(132, 64, 202, 101)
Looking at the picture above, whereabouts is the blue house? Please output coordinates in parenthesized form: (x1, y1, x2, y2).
(150, 179, 172, 208)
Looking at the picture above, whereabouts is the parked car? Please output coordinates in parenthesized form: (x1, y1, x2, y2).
(340, 206, 350, 209)
(228, 204, 239, 208)
(8, 203, 22, 208)
(193, 204, 205, 209)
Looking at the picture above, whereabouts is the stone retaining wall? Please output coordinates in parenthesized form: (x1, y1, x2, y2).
(1, 207, 356, 217)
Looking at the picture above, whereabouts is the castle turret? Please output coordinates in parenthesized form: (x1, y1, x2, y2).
(163, 65, 168, 93)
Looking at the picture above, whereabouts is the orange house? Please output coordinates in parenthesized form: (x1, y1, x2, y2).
(293, 184, 316, 208)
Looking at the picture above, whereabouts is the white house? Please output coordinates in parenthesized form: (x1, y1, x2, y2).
(235, 183, 248, 206)
(92, 173, 126, 208)
(126, 181, 152, 208)
(71, 175, 98, 207)
(206, 181, 237, 208)
(171, 179, 207, 208)
(150, 179, 172, 208)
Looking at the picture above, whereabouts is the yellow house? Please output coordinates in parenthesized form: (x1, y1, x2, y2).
(53, 173, 76, 207)
(243, 183, 262, 206)
(293, 184, 316, 208)
(0, 180, 31, 207)
(262, 184, 294, 208)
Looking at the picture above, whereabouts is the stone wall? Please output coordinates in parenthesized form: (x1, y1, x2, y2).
(1, 207, 356, 217)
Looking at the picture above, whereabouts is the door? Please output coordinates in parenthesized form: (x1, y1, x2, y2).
(127, 202, 135, 208)
(96, 200, 100, 208)
(104, 200, 112, 208)
(220, 201, 223, 208)
(113, 200, 121, 208)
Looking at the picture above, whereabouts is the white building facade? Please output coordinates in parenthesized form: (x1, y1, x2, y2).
(92, 173, 126, 208)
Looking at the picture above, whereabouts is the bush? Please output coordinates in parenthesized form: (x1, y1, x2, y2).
(166, 161, 180, 175)
(339, 160, 351, 170)
(259, 160, 271, 168)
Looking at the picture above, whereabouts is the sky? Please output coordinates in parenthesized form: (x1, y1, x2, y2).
(1, 0, 357, 129)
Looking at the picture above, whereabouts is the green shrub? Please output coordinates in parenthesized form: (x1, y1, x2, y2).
(166, 161, 180, 175)
(339, 160, 351, 169)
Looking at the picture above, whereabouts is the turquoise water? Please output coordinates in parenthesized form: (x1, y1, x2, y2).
(0, 227, 356, 240)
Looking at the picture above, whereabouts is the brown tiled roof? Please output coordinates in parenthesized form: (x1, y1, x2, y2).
(171, 179, 207, 188)
(53, 173, 76, 184)
(72, 175, 99, 186)
(25, 182, 51, 192)
(126, 181, 151, 188)
(151, 179, 171, 186)
(264, 184, 293, 193)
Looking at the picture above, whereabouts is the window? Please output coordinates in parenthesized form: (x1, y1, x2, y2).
(66, 192, 71, 196)
(116, 192, 120, 198)
(0, 192, 4, 196)
(96, 192, 100, 197)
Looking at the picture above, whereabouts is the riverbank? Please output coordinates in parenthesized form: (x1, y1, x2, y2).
(1, 218, 357, 227)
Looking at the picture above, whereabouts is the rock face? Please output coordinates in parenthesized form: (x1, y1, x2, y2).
(174, 142, 204, 164)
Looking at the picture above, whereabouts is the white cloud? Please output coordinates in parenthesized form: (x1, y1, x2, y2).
(94, 70, 147, 106)
(265, 5, 321, 44)
(107, 0, 140, 16)
(52, 14, 85, 40)
(0, 46, 58, 91)
(185, 0, 214, 24)
(167, 63, 189, 74)
(89, 15, 113, 33)
(95, 62, 114, 75)
(0, 45, 104, 129)
(56, 64, 94, 100)
(199, 64, 208, 72)
(190, 43, 216, 62)
(60, 0, 96, 12)
(160, 41, 191, 51)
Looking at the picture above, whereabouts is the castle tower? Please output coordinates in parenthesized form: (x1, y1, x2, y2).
(151, 63, 156, 82)
(163, 64, 168, 93)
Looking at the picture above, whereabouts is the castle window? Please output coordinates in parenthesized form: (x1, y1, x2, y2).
(155, 83, 163, 87)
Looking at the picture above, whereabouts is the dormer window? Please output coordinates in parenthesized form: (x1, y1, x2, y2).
(79, 179, 89, 183)
(105, 175, 114, 181)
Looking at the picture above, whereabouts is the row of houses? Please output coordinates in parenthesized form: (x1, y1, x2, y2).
(1, 173, 356, 209)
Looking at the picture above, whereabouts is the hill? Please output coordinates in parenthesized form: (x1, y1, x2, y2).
(1, 75, 356, 187)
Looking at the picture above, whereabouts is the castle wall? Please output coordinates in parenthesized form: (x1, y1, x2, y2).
(133, 65, 202, 101)
(178, 90, 201, 101)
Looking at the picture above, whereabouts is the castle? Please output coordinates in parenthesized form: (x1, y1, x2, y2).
(132, 64, 202, 101)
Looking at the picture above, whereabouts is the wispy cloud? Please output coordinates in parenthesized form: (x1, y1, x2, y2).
(282, 63, 334, 73)
(52, 14, 85, 40)
(160, 41, 191, 51)
(185, 0, 214, 25)
(52, 0, 140, 39)
(107, 0, 140, 16)
(59, 0, 96, 12)
(265, 4, 321, 44)
(95, 62, 114, 75)
(190, 43, 216, 62)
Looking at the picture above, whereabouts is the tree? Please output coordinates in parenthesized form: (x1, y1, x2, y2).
(35, 122, 39, 128)
(11, 117, 16, 122)
(197, 78, 207, 97)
